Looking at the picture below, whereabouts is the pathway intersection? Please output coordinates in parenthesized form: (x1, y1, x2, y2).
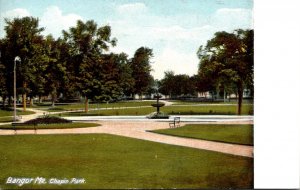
(0, 106, 253, 158)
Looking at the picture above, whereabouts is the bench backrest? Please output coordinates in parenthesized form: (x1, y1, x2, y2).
(174, 117, 180, 123)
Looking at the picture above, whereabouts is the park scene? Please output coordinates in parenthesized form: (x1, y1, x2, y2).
(0, 0, 253, 189)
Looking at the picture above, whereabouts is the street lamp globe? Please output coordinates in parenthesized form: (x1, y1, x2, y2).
(14, 56, 21, 62)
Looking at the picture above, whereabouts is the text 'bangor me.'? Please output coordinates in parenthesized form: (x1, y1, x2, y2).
(6, 177, 85, 186)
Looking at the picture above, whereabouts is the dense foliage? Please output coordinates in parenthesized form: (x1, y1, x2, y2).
(197, 29, 254, 114)
(0, 17, 152, 112)
(0, 16, 253, 115)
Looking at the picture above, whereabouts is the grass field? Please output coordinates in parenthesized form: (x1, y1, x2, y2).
(150, 124, 253, 145)
(0, 134, 253, 189)
(0, 109, 35, 123)
(36, 101, 156, 112)
(0, 109, 35, 117)
(0, 117, 13, 123)
(169, 100, 253, 105)
(56, 104, 253, 116)
(0, 122, 99, 130)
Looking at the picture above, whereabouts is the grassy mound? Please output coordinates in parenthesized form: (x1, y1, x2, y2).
(24, 115, 71, 125)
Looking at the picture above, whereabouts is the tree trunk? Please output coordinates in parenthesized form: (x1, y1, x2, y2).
(38, 95, 41, 104)
(22, 94, 27, 111)
(51, 95, 55, 107)
(85, 97, 89, 113)
(8, 96, 11, 107)
(51, 91, 56, 107)
(22, 82, 27, 111)
(29, 97, 33, 107)
(237, 84, 243, 115)
(2, 96, 6, 108)
(223, 89, 226, 103)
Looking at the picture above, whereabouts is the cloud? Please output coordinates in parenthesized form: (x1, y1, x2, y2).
(1, 8, 30, 18)
(0, 8, 31, 37)
(0, 6, 82, 38)
(116, 2, 147, 14)
(211, 8, 253, 30)
(152, 47, 199, 79)
(150, 25, 214, 42)
(40, 6, 83, 38)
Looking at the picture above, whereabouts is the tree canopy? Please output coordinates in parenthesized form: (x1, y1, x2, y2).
(130, 47, 153, 98)
(197, 29, 254, 114)
(0, 15, 253, 115)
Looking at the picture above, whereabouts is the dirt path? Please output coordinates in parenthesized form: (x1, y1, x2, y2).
(0, 119, 253, 158)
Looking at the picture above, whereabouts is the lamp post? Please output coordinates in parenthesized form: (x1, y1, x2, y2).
(13, 56, 21, 122)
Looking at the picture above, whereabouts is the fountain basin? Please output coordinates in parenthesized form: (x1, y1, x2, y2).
(146, 112, 169, 119)
(151, 103, 165, 107)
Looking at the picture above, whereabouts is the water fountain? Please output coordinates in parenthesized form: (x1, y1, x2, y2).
(152, 94, 165, 113)
(147, 93, 169, 119)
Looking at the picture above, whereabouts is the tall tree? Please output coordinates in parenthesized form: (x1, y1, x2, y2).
(0, 39, 8, 107)
(160, 72, 197, 98)
(63, 20, 117, 112)
(159, 71, 175, 98)
(42, 36, 69, 107)
(118, 53, 135, 97)
(4, 16, 45, 111)
(197, 29, 254, 114)
(130, 47, 153, 99)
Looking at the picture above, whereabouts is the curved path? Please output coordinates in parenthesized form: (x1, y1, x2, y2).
(0, 107, 253, 158)
(0, 115, 253, 158)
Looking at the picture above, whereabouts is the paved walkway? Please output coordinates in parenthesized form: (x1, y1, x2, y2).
(0, 107, 253, 158)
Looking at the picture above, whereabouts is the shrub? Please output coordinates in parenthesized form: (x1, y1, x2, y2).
(24, 115, 71, 125)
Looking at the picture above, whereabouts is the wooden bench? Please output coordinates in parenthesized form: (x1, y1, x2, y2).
(11, 122, 37, 134)
(11, 122, 29, 126)
(169, 117, 180, 128)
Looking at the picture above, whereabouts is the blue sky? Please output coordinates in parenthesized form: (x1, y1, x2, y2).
(0, 0, 253, 79)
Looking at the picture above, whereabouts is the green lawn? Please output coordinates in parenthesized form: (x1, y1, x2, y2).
(0, 117, 13, 123)
(0, 109, 35, 123)
(0, 134, 253, 189)
(0, 109, 35, 117)
(36, 101, 156, 112)
(163, 104, 253, 115)
(170, 100, 247, 105)
(150, 124, 253, 145)
(0, 122, 99, 130)
(57, 104, 253, 116)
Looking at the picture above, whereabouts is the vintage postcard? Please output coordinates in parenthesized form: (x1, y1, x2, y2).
(0, 0, 254, 189)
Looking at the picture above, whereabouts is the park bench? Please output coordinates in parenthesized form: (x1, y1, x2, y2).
(169, 117, 180, 128)
(11, 122, 29, 126)
(11, 122, 37, 134)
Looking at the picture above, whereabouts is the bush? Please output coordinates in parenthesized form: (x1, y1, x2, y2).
(24, 115, 71, 125)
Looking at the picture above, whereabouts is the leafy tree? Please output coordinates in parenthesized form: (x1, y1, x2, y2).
(90, 53, 122, 102)
(130, 47, 153, 99)
(197, 29, 254, 114)
(118, 53, 135, 97)
(63, 20, 117, 112)
(159, 71, 175, 98)
(0, 39, 8, 107)
(41, 36, 69, 107)
(160, 71, 197, 98)
(4, 16, 45, 111)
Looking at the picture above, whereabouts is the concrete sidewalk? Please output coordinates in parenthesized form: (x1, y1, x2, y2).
(0, 120, 253, 158)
